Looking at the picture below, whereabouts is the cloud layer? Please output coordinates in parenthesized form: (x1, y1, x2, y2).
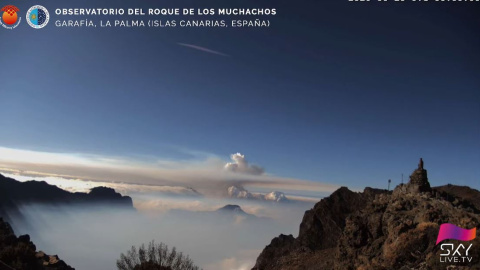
(0, 147, 332, 270)
(0, 146, 340, 202)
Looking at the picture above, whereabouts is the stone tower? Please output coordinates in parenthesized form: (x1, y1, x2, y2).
(406, 158, 431, 193)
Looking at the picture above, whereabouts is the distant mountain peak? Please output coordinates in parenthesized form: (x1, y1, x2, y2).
(217, 204, 246, 214)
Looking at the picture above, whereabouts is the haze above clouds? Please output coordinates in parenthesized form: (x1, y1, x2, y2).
(0, 146, 338, 201)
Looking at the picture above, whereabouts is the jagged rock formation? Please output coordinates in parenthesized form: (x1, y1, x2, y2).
(0, 218, 74, 270)
(252, 160, 480, 270)
(296, 187, 386, 250)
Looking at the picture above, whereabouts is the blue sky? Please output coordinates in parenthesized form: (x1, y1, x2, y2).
(0, 0, 479, 190)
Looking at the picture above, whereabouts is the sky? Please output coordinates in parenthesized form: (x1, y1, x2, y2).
(1, 1, 479, 269)
(1, 0, 479, 192)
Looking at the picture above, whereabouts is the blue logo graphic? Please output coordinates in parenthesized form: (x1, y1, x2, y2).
(26, 5, 49, 29)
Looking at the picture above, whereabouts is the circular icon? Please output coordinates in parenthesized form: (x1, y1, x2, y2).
(1, 5, 21, 29)
(26, 5, 49, 29)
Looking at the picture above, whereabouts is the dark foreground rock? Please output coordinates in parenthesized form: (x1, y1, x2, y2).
(0, 218, 74, 270)
(252, 160, 480, 270)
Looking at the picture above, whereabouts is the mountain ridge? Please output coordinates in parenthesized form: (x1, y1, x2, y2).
(0, 173, 134, 220)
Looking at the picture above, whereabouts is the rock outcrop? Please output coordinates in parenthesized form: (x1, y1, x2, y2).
(405, 158, 432, 193)
(252, 160, 480, 270)
(0, 218, 74, 270)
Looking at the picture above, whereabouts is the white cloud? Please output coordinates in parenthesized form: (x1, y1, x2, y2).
(133, 198, 209, 213)
(224, 153, 264, 175)
(205, 249, 261, 270)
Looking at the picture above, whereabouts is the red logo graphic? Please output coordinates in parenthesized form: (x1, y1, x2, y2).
(1, 5, 19, 25)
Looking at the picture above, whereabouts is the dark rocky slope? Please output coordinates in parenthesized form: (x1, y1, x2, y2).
(434, 184, 480, 212)
(0, 218, 74, 270)
(253, 159, 480, 270)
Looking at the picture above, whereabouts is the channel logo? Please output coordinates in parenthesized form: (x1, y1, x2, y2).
(26, 5, 50, 29)
(437, 223, 477, 264)
(436, 223, 476, 244)
(1, 5, 21, 29)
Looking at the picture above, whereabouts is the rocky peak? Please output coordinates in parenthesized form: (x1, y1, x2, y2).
(216, 205, 255, 218)
(397, 158, 432, 194)
(252, 159, 480, 270)
(407, 158, 431, 193)
(217, 204, 243, 212)
(296, 186, 381, 250)
(88, 186, 120, 197)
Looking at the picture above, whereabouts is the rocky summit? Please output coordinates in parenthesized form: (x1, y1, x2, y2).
(252, 159, 480, 270)
(405, 158, 431, 194)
